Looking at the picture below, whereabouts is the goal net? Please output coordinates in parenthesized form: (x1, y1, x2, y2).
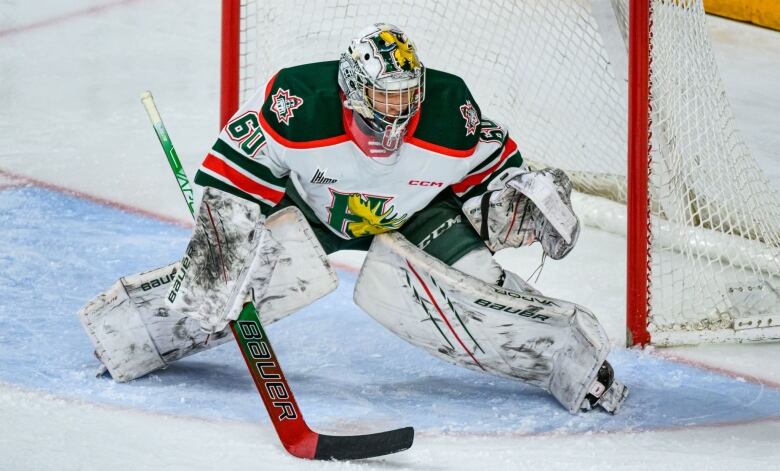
(220, 0, 780, 346)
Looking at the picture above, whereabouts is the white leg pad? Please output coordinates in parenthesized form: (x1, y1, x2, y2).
(354, 232, 613, 413)
(78, 206, 337, 382)
(79, 262, 231, 382)
(255, 207, 339, 323)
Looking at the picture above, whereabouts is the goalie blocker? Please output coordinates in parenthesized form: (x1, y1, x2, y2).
(354, 232, 628, 414)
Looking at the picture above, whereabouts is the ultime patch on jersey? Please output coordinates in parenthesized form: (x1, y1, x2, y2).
(226, 111, 267, 157)
(460, 100, 480, 136)
(310, 168, 338, 184)
(270, 88, 304, 125)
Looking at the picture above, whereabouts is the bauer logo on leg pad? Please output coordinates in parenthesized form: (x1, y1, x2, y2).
(355, 232, 614, 413)
(473, 299, 550, 322)
(140, 265, 177, 292)
(167, 255, 190, 303)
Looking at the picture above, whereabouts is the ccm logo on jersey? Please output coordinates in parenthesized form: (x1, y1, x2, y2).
(409, 180, 444, 187)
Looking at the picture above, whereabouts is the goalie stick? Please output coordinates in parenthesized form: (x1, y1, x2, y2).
(140, 91, 414, 460)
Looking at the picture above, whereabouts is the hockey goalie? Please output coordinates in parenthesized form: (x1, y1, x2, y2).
(79, 24, 628, 415)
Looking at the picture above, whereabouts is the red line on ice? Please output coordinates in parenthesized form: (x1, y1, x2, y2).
(650, 349, 780, 391)
(0, 167, 191, 228)
(0, 0, 142, 38)
(0, 183, 23, 191)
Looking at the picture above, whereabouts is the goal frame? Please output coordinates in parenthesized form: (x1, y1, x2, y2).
(220, 0, 241, 129)
(627, 0, 651, 346)
(218, 0, 711, 348)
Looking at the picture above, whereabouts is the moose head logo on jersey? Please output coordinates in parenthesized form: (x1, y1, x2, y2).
(327, 190, 408, 238)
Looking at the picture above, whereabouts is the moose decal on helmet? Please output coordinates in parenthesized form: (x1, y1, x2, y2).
(338, 23, 425, 153)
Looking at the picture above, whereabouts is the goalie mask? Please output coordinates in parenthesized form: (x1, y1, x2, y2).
(338, 23, 425, 153)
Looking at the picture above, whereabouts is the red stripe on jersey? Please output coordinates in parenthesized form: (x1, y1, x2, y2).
(202, 154, 285, 204)
(258, 111, 349, 149)
(405, 135, 477, 158)
(450, 137, 518, 195)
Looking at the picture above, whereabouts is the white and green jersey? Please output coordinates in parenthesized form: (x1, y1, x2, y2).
(194, 61, 522, 240)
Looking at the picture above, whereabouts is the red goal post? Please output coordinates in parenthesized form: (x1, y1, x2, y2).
(627, 0, 651, 346)
(220, 0, 241, 129)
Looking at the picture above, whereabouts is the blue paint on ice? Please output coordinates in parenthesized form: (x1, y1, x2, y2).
(1, 185, 779, 434)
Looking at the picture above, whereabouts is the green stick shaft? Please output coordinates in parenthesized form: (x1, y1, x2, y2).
(140, 90, 196, 219)
(139, 90, 414, 459)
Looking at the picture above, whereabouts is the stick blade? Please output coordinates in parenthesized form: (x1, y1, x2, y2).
(313, 426, 414, 461)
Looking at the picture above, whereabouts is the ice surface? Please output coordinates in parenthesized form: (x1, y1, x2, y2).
(2, 177, 780, 470)
(1, 1, 780, 469)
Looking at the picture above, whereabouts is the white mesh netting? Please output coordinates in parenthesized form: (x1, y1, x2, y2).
(644, 0, 780, 344)
(233, 0, 780, 345)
